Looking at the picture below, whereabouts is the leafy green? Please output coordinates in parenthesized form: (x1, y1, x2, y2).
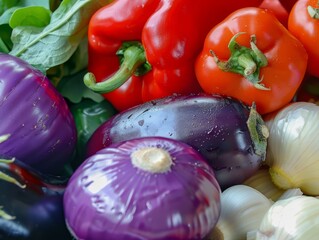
(0, 24, 12, 53)
(0, 0, 19, 16)
(0, 0, 51, 53)
(57, 69, 104, 104)
(9, 0, 111, 72)
(1, 0, 112, 102)
(9, 6, 51, 28)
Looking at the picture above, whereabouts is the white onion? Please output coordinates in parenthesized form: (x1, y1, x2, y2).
(265, 102, 319, 195)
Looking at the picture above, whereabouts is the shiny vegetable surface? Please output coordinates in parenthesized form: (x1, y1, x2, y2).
(288, 0, 319, 78)
(280, 0, 298, 12)
(259, 0, 289, 26)
(85, 0, 262, 111)
(0, 53, 77, 175)
(70, 98, 116, 168)
(0, 159, 71, 240)
(195, 7, 308, 114)
(86, 93, 268, 189)
(64, 136, 221, 240)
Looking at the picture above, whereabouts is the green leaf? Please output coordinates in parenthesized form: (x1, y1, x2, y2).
(0, 24, 13, 53)
(17, 0, 51, 9)
(57, 70, 104, 104)
(0, 7, 19, 25)
(0, 0, 19, 15)
(9, 0, 111, 72)
(0, 37, 9, 53)
(9, 6, 51, 28)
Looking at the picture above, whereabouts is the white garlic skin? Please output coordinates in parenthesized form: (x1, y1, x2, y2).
(255, 195, 319, 240)
(244, 167, 284, 201)
(209, 185, 272, 240)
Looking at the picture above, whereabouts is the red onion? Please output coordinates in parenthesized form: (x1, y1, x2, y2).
(64, 136, 221, 240)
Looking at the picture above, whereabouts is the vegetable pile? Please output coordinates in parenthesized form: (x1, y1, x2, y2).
(1, 0, 319, 239)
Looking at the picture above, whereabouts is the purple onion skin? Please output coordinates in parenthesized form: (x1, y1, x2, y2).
(86, 93, 265, 189)
(0, 53, 77, 175)
(64, 137, 221, 240)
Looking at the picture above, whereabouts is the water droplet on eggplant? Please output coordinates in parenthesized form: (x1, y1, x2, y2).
(138, 120, 144, 126)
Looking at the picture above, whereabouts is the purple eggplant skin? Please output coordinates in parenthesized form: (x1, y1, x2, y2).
(64, 136, 221, 240)
(0, 53, 77, 175)
(86, 93, 268, 190)
(0, 159, 72, 240)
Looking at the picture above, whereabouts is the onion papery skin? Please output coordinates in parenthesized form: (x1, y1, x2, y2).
(64, 137, 221, 240)
(0, 53, 77, 175)
(265, 102, 319, 195)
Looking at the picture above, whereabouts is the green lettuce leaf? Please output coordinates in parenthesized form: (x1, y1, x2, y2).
(9, 0, 111, 72)
(9, 6, 51, 28)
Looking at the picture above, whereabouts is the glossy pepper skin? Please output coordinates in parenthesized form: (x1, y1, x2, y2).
(85, 0, 262, 111)
(195, 7, 308, 115)
(288, 0, 319, 78)
(0, 159, 71, 240)
(259, 0, 289, 26)
(69, 98, 116, 169)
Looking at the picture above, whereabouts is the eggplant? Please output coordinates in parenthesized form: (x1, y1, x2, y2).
(0, 53, 77, 175)
(0, 158, 72, 240)
(86, 93, 268, 189)
(64, 136, 221, 240)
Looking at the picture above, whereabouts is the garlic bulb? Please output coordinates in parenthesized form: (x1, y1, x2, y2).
(209, 185, 273, 240)
(250, 195, 319, 240)
(265, 102, 319, 195)
(243, 166, 284, 201)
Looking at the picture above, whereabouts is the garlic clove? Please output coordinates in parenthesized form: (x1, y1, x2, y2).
(252, 195, 319, 240)
(243, 166, 284, 201)
(208, 185, 272, 240)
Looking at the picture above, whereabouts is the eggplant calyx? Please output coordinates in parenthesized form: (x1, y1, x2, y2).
(84, 41, 151, 94)
(0, 158, 26, 188)
(131, 147, 172, 173)
(307, 5, 319, 19)
(211, 32, 269, 90)
(246, 103, 269, 160)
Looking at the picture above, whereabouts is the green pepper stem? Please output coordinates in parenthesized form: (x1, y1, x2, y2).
(84, 43, 147, 94)
(211, 32, 269, 90)
(308, 5, 319, 19)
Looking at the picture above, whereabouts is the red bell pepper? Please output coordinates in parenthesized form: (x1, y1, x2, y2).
(259, 0, 289, 27)
(195, 7, 308, 115)
(288, 0, 319, 78)
(84, 0, 262, 111)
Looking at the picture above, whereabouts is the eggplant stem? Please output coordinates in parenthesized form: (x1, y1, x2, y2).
(246, 103, 269, 160)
